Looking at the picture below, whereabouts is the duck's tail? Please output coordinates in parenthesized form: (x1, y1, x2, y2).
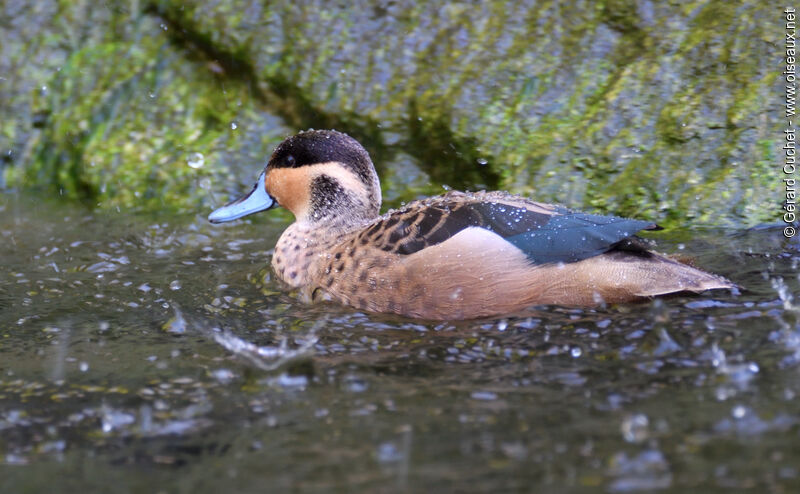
(623, 251, 736, 298)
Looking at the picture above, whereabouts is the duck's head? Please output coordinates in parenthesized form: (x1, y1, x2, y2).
(208, 130, 382, 226)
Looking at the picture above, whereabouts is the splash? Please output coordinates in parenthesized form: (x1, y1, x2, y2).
(209, 317, 325, 371)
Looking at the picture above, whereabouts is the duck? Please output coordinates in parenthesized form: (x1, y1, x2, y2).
(208, 129, 734, 320)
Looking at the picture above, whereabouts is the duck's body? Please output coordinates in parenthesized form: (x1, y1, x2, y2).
(209, 130, 733, 320)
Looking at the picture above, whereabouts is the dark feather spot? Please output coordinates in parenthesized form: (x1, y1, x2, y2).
(387, 226, 407, 247)
(310, 174, 346, 216)
(416, 207, 444, 237)
(383, 216, 400, 229)
(365, 223, 382, 237)
(397, 239, 426, 255)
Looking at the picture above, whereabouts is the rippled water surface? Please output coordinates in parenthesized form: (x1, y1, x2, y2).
(1, 192, 799, 492)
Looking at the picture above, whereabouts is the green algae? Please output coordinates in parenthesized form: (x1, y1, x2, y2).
(4, 11, 253, 211)
(0, 0, 782, 227)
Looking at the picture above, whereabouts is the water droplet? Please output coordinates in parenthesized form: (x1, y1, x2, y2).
(570, 346, 582, 358)
(274, 373, 308, 388)
(100, 408, 135, 433)
(211, 368, 236, 383)
(471, 391, 498, 401)
(732, 404, 746, 419)
(165, 307, 187, 334)
(621, 413, 649, 443)
(187, 152, 204, 169)
(377, 442, 404, 463)
(343, 375, 368, 393)
(231, 122, 237, 130)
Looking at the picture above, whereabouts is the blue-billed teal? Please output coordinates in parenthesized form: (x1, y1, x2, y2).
(209, 130, 733, 320)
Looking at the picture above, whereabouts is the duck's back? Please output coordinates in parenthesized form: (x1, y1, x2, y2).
(311, 191, 732, 319)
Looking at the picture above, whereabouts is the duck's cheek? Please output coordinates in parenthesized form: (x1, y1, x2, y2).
(265, 168, 312, 219)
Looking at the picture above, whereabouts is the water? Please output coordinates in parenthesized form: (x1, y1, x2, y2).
(1, 192, 799, 492)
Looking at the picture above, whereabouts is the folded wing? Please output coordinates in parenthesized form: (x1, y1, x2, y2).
(361, 192, 658, 264)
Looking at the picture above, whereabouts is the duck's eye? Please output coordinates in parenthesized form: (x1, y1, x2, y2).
(286, 155, 295, 166)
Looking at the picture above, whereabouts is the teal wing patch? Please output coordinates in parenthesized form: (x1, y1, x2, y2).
(504, 212, 657, 264)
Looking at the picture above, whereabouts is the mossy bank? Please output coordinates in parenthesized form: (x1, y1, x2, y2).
(0, 0, 781, 227)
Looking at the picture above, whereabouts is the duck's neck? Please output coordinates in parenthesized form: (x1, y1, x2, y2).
(271, 217, 373, 288)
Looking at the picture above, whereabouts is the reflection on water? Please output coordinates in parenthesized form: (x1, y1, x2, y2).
(1, 192, 799, 491)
